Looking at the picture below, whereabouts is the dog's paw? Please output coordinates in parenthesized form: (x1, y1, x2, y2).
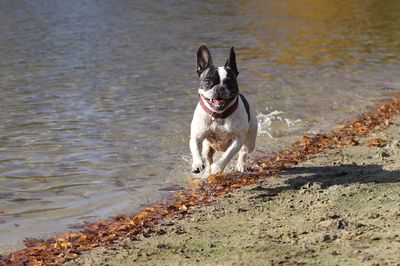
(236, 162, 245, 173)
(203, 166, 211, 178)
(210, 163, 223, 174)
(192, 161, 204, 173)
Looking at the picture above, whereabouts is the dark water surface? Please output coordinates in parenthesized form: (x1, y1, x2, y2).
(1, 0, 399, 251)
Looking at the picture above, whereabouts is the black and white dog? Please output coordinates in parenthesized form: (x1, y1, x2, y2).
(190, 45, 258, 176)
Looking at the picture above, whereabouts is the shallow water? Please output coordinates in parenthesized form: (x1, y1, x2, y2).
(0, 0, 399, 252)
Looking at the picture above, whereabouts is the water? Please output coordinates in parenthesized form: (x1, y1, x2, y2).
(0, 0, 399, 252)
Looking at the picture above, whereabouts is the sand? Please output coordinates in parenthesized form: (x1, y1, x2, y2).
(69, 117, 400, 265)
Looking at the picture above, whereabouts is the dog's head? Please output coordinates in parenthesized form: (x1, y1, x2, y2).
(196, 45, 239, 112)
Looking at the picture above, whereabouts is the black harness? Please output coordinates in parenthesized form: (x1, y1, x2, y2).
(239, 93, 251, 122)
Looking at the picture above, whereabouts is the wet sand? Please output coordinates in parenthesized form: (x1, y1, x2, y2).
(69, 117, 400, 265)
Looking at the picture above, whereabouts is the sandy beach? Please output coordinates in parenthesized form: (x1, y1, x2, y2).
(65, 116, 400, 265)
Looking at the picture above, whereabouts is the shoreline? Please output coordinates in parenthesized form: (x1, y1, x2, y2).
(3, 94, 400, 265)
(72, 117, 400, 265)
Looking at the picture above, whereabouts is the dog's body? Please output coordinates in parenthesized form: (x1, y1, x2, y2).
(190, 46, 257, 176)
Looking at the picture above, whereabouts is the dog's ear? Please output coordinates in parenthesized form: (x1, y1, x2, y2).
(225, 47, 239, 77)
(196, 45, 213, 77)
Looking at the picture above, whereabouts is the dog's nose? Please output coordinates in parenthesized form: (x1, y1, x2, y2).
(215, 86, 224, 93)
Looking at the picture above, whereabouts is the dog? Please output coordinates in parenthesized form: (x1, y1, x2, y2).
(190, 45, 258, 176)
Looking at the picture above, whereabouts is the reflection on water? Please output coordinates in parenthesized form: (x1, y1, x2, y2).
(0, 0, 399, 252)
(240, 0, 400, 67)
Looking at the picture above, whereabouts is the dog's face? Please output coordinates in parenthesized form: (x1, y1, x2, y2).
(196, 46, 239, 111)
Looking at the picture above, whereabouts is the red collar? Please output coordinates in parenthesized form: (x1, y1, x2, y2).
(198, 95, 238, 119)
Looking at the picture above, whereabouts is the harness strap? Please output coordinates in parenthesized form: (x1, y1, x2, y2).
(239, 93, 251, 122)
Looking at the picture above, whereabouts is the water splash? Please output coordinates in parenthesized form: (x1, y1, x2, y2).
(257, 108, 301, 138)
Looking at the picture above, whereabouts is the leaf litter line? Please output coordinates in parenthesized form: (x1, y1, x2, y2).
(3, 93, 400, 265)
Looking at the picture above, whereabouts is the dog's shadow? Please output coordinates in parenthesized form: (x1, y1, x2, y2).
(249, 163, 400, 196)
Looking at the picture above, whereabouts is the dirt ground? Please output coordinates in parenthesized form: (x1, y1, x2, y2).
(70, 117, 400, 265)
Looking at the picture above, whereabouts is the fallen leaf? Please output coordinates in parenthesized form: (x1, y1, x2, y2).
(349, 138, 359, 146)
(23, 238, 45, 248)
(368, 138, 385, 147)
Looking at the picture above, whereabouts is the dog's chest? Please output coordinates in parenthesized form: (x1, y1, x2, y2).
(205, 120, 235, 151)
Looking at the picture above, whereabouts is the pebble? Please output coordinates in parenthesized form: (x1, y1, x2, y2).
(370, 235, 381, 241)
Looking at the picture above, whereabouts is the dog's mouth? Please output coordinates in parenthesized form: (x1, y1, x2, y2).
(201, 95, 235, 111)
(203, 96, 227, 109)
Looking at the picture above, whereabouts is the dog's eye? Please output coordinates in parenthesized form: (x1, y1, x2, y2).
(201, 79, 212, 88)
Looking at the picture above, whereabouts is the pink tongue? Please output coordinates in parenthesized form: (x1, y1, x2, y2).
(212, 99, 225, 105)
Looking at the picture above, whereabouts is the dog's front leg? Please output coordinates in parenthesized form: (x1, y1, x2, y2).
(211, 137, 243, 174)
(190, 135, 205, 173)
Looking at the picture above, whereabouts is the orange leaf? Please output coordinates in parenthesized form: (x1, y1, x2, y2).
(368, 138, 385, 147)
(349, 138, 359, 146)
(179, 205, 188, 212)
